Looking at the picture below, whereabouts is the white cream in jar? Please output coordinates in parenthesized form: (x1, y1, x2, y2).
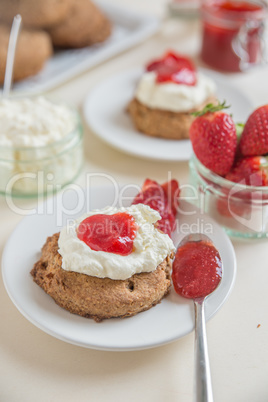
(0, 97, 83, 196)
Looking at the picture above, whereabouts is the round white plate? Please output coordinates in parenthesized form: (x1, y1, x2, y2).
(83, 67, 253, 161)
(2, 186, 236, 351)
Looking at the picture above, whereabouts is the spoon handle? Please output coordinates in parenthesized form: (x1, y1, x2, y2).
(194, 299, 214, 402)
(3, 14, 22, 97)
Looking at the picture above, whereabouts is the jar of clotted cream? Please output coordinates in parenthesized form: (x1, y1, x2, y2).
(0, 96, 83, 197)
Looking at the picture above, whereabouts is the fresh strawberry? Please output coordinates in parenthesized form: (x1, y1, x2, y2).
(132, 178, 180, 237)
(189, 102, 237, 176)
(225, 156, 268, 186)
(216, 192, 251, 218)
(146, 51, 197, 86)
(240, 105, 268, 156)
(161, 179, 180, 216)
(217, 156, 268, 218)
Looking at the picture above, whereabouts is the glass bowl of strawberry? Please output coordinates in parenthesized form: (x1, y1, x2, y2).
(188, 102, 268, 238)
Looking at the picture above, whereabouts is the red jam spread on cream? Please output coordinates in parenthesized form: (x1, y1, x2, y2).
(146, 51, 197, 86)
(77, 212, 138, 256)
(172, 240, 222, 299)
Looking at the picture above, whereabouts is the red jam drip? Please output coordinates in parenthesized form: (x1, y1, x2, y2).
(201, 1, 264, 72)
(172, 240, 222, 299)
(146, 51, 197, 86)
(77, 212, 138, 256)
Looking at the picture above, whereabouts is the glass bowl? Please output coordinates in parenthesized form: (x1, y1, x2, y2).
(0, 104, 83, 198)
(189, 155, 268, 239)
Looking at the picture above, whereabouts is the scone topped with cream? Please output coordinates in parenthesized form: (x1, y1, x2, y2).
(31, 204, 175, 322)
(128, 51, 216, 140)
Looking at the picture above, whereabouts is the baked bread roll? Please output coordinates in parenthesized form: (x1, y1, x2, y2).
(47, 0, 111, 48)
(0, 24, 52, 83)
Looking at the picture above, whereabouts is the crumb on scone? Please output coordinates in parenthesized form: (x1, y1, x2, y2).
(31, 233, 173, 322)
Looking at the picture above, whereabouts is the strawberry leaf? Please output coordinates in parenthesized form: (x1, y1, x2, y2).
(261, 158, 268, 168)
(235, 122, 245, 140)
(192, 100, 230, 117)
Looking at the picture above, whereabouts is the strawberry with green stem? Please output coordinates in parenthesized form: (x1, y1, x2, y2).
(189, 101, 237, 176)
(225, 156, 268, 186)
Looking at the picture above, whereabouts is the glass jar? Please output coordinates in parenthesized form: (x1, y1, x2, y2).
(189, 155, 268, 238)
(0, 108, 83, 198)
(168, 0, 201, 18)
(200, 0, 268, 72)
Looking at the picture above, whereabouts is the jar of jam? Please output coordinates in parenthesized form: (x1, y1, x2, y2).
(200, 0, 268, 72)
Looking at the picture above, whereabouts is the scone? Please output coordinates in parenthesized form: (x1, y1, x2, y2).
(128, 51, 216, 140)
(31, 204, 175, 322)
(0, 0, 73, 29)
(0, 24, 52, 83)
(47, 0, 111, 48)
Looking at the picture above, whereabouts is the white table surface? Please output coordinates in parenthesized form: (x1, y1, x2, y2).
(1, 1, 268, 401)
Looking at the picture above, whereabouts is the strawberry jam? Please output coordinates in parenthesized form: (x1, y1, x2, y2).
(146, 51, 197, 86)
(77, 212, 138, 256)
(172, 239, 222, 299)
(201, 0, 266, 72)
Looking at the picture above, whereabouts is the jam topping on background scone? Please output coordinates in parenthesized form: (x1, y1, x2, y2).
(146, 51, 197, 86)
(128, 51, 216, 140)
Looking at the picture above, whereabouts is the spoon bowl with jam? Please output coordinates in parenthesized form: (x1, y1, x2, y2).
(172, 233, 223, 402)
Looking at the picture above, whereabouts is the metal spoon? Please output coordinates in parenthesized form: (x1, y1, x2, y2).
(176, 233, 223, 402)
(3, 14, 22, 97)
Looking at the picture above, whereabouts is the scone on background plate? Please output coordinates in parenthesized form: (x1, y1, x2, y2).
(0, 0, 73, 28)
(128, 51, 216, 140)
(0, 24, 52, 84)
(0, 0, 111, 83)
(47, 0, 111, 48)
(31, 204, 175, 322)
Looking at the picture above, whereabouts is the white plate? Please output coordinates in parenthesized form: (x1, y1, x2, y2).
(8, 1, 159, 94)
(2, 186, 236, 351)
(83, 68, 253, 161)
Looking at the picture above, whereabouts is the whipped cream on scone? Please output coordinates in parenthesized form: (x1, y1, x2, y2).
(58, 204, 175, 280)
(128, 52, 217, 140)
(135, 71, 216, 113)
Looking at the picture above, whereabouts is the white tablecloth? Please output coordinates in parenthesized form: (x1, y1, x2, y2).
(0, 1, 268, 401)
